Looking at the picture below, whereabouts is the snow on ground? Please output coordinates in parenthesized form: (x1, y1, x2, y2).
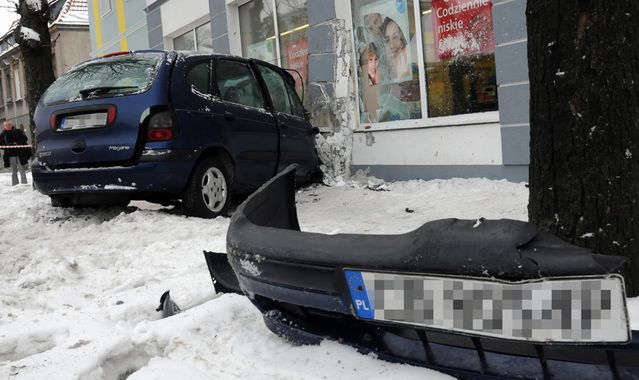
(0, 170, 636, 379)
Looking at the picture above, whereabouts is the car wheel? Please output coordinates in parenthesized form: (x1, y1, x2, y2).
(183, 157, 232, 218)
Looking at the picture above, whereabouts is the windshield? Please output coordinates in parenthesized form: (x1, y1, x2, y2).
(41, 53, 163, 106)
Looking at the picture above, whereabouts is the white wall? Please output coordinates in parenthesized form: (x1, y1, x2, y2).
(160, 0, 210, 44)
(352, 124, 503, 166)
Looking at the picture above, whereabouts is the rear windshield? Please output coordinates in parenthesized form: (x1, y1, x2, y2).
(41, 53, 163, 106)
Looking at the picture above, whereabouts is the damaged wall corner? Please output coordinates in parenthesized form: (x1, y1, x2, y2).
(307, 0, 358, 184)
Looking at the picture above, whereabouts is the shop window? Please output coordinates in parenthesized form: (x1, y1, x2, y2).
(13, 66, 21, 100)
(420, 0, 498, 117)
(196, 23, 213, 53)
(173, 22, 212, 52)
(352, 0, 422, 123)
(215, 60, 265, 109)
(239, 0, 308, 102)
(186, 61, 211, 95)
(351, 0, 498, 126)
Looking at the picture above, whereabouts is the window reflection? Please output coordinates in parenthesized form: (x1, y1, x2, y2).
(420, 0, 498, 117)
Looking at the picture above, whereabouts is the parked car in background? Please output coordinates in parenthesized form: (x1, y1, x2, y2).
(32, 50, 321, 218)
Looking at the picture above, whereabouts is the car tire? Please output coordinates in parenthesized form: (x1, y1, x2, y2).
(183, 157, 232, 218)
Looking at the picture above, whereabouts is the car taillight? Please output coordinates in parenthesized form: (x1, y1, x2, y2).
(107, 106, 116, 124)
(49, 113, 56, 129)
(146, 111, 176, 141)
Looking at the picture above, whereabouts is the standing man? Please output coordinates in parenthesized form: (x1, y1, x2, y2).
(0, 121, 29, 185)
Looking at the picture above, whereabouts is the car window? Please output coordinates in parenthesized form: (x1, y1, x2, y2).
(215, 60, 264, 109)
(283, 75, 305, 118)
(187, 60, 211, 95)
(257, 65, 292, 115)
(41, 53, 163, 106)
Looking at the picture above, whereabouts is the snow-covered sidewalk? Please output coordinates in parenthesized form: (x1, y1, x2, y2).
(0, 171, 636, 379)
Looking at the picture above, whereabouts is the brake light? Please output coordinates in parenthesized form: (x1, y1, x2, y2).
(49, 113, 56, 129)
(146, 110, 176, 141)
(148, 129, 174, 140)
(103, 51, 130, 58)
(107, 106, 116, 124)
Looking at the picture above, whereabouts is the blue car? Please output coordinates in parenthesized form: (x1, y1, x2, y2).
(32, 50, 321, 218)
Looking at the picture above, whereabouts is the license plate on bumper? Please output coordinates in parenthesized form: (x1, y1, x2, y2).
(59, 113, 108, 131)
(345, 271, 630, 343)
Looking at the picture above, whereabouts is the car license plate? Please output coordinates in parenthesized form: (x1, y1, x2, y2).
(344, 270, 630, 343)
(59, 113, 108, 131)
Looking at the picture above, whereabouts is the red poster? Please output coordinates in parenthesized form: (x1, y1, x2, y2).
(285, 37, 308, 91)
(432, 0, 494, 60)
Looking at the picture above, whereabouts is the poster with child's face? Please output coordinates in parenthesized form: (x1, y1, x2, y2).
(360, 0, 412, 83)
(354, 0, 419, 123)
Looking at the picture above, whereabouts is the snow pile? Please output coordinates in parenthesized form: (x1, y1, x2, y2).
(19, 26, 40, 42)
(0, 170, 636, 379)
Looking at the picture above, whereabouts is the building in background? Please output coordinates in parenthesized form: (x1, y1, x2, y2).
(89, 0, 530, 183)
(88, 0, 149, 56)
(0, 0, 91, 141)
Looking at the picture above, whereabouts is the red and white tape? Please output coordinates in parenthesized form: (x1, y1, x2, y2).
(0, 145, 32, 149)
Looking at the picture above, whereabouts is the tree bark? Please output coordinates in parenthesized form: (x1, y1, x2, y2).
(14, 0, 56, 144)
(527, 1, 639, 295)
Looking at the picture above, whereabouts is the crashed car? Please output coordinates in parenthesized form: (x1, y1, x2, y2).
(32, 50, 320, 217)
(205, 166, 639, 379)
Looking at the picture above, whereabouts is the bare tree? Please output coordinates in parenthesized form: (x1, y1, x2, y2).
(527, 1, 639, 295)
(13, 0, 56, 143)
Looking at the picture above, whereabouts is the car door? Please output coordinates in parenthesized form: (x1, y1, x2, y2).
(171, 56, 219, 152)
(254, 63, 318, 179)
(212, 58, 279, 190)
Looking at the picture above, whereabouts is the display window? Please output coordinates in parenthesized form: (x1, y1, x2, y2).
(351, 0, 498, 127)
(239, 0, 309, 102)
(173, 22, 213, 52)
(352, 0, 422, 123)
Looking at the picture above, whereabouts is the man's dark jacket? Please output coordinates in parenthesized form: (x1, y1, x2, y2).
(1, 128, 31, 167)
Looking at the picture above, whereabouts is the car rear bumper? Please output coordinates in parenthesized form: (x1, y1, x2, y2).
(32, 159, 192, 197)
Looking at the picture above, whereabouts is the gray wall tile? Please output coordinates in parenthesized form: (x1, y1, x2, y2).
(308, 54, 335, 82)
(350, 164, 529, 182)
(493, 0, 527, 45)
(495, 41, 528, 84)
(308, 0, 336, 25)
(148, 25, 164, 49)
(308, 24, 335, 54)
(211, 12, 228, 38)
(213, 35, 230, 54)
(501, 126, 530, 165)
(498, 83, 529, 125)
(209, 0, 226, 16)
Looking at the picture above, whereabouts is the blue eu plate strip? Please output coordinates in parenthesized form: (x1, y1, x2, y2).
(344, 270, 374, 319)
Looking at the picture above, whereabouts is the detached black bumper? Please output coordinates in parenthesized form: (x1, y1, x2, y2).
(205, 166, 639, 379)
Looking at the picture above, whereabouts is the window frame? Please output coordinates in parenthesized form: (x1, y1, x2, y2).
(173, 21, 212, 52)
(348, 0, 499, 132)
(236, 0, 309, 102)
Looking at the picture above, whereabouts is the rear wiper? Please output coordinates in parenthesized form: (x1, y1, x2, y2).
(79, 86, 138, 97)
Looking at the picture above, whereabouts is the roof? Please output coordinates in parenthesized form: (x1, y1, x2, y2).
(51, 0, 88, 26)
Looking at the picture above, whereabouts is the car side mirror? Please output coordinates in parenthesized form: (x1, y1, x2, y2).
(310, 127, 320, 135)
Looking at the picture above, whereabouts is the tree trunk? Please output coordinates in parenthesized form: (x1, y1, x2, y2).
(15, 0, 56, 144)
(527, 1, 639, 296)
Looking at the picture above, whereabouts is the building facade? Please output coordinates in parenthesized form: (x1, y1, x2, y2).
(88, 0, 149, 56)
(89, 0, 530, 182)
(0, 0, 91, 142)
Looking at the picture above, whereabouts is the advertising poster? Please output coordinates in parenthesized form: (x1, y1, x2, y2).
(353, 0, 421, 123)
(431, 0, 494, 60)
(284, 37, 309, 93)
